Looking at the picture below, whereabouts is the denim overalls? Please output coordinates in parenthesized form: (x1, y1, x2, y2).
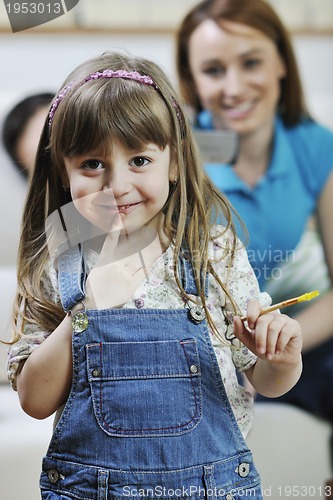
(40, 245, 262, 500)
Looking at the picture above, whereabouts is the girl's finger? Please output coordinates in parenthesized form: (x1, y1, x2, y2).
(274, 318, 302, 355)
(244, 300, 261, 330)
(234, 313, 286, 360)
(233, 316, 257, 352)
(95, 212, 124, 267)
(253, 314, 287, 357)
(259, 315, 285, 359)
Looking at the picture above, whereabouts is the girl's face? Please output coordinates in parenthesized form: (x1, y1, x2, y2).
(188, 19, 286, 135)
(63, 141, 177, 235)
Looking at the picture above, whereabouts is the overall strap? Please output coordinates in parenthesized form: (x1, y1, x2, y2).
(58, 244, 86, 312)
(57, 244, 208, 311)
(178, 253, 209, 297)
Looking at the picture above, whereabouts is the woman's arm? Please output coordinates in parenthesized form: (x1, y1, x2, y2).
(295, 171, 333, 351)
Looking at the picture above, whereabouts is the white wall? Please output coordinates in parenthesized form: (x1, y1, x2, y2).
(0, 31, 333, 128)
(0, 32, 176, 115)
(293, 35, 333, 129)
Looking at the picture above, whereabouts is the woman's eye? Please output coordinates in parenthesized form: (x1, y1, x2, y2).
(130, 157, 150, 168)
(82, 160, 104, 170)
(244, 58, 261, 70)
(202, 66, 224, 77)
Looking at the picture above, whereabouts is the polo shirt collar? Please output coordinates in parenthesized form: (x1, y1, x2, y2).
(197, 112, 294, 192)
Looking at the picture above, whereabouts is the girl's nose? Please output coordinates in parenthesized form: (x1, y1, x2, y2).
(103, 168, 131, 197)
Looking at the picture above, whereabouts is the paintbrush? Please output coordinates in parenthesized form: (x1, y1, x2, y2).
(240, 290, 320, 322)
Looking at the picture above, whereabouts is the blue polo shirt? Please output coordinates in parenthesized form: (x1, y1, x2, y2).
(198, 113, 333, 287)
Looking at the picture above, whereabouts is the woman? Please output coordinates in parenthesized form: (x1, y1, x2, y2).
(176, 0, 333, 422)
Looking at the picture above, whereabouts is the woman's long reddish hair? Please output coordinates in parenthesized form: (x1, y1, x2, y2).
(176, 0, 309, 126)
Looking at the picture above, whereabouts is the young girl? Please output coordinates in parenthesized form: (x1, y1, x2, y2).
(8, 52, 302, 499)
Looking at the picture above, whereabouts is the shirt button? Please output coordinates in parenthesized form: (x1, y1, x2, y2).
(48, 469, 60, 484)
(189, 365, 198, 374)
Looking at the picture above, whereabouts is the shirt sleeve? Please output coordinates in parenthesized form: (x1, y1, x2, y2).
(230, 241, 272, 371)
(211, 229, 271, 372)
(7, 264, 59, 390)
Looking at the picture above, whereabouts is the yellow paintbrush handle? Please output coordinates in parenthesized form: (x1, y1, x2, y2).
(240, 290, 320, 322)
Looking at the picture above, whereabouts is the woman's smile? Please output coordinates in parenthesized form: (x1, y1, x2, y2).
(221, 98, 258, 120)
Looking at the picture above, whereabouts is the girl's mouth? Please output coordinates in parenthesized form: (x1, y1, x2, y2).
(117, 204, 133, 214)
(104, 202, 141, 215)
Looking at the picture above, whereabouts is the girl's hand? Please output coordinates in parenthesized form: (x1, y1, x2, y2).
(84, 213, 162, 309)
(84, 213, 127, 309)
(233, 300, 302, 364)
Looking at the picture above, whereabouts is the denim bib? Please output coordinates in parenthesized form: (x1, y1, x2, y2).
(40, 244, 262, 499)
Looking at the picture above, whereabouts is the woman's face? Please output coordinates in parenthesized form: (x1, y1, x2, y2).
(188, 19, 286, 135)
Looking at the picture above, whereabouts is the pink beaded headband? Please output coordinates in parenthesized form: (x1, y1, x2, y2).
(48, 69, 182, 129)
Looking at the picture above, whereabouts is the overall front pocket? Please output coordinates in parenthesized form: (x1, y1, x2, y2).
(86, 339, 202, 437)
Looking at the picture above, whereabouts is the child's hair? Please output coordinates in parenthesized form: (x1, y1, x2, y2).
(2, 92, 54, 177)
(13, 51, 240, 344)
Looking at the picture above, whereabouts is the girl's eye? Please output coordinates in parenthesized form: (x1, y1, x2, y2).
(130, 156, 150, 168)
(81, 160, 104, 171)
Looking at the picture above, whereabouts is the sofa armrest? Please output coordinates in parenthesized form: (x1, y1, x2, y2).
(0, 383, 53, 500)
(247, 402, 331, 495)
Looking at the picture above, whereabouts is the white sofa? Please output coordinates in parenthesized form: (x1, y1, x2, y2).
(247, 403, 332, 497)
(0, 384, 53, 500)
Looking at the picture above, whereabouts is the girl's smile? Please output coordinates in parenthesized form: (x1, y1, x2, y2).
(95, 201, 143, 216)
(115, 203, 141, 213)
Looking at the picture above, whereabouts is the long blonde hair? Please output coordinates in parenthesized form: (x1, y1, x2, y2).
(13, 51, 241, 344)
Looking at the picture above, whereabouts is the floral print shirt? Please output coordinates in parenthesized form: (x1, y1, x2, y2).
(7, 227, 271, 437)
